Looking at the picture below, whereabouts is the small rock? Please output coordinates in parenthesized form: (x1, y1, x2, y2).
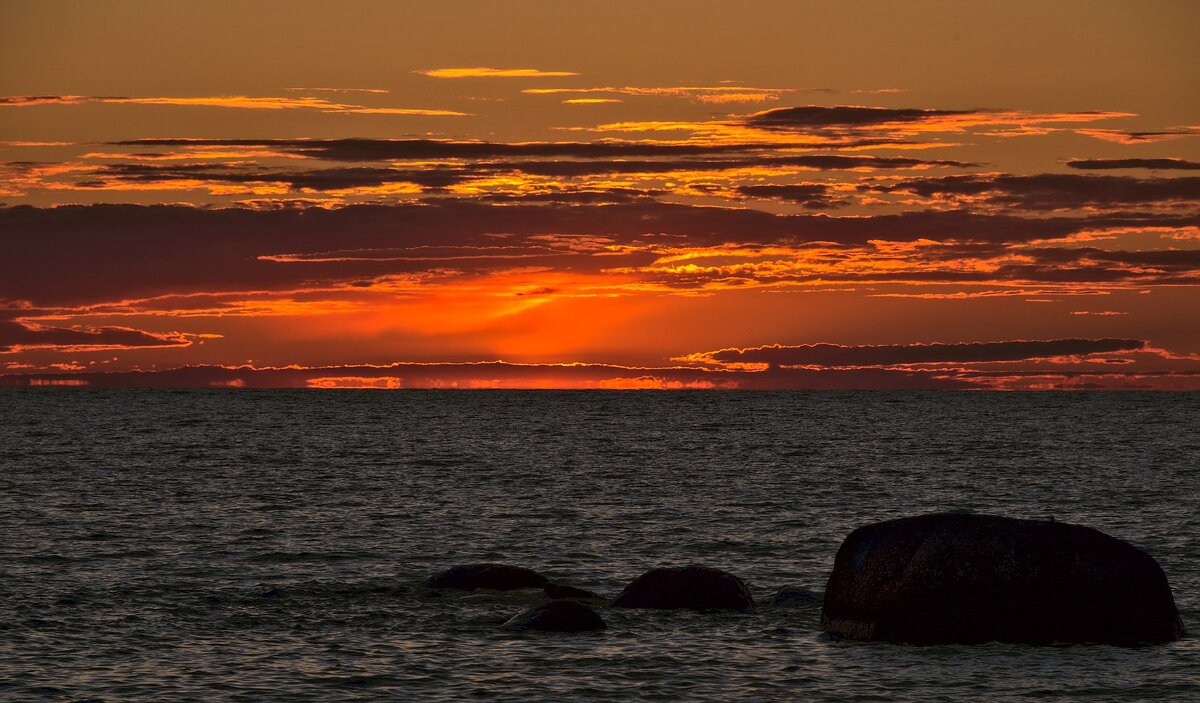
(425, 563, 548, 591)
(613, 565, 754, 612)
(771, 586, 822, 608)
(503, 600, 607, 632)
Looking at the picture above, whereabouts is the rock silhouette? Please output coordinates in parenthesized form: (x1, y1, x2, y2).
(613, 565, 754, 612)
(544, 583, 602, 600)
(503, 600, 607, 632)
(822, 513, 1186, 645)
(771, 586, 822, 608)
(425, 564, 548, 591)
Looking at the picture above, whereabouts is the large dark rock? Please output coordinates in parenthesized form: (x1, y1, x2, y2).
(503, 600, 607, 632)
(425, 564, 548, 592)
(822, 513, 1185, 645)
(613, 565, 754, 612)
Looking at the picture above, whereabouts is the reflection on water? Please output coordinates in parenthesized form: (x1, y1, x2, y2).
(0, 390, 1196, 701)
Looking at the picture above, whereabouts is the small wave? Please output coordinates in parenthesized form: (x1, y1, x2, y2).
(79, 532, 118, 542)
(6, 550, 158, 564)
(10, 554, 73, 564)
(304, 673, 406, 688)
(231, 580, 414, 603)
(241, 551, 376, 564)
(409, 456, 474, 467)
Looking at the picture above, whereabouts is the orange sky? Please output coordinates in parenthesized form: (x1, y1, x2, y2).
(2, 1, 1199, 389)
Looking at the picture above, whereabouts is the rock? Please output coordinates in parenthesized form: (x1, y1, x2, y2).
(544, 583, 602, 600)
(771, 586, 822, 608)
(613, 565, 754, 612)
(425, 564, 548, 592)
(822, 513, 1186, 645)
(503, 600, 607, 632)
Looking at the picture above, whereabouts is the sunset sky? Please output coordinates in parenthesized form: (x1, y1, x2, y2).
(2, 0, 1199, 389)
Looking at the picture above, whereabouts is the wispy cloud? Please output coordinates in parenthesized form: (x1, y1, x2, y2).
(525, 86, 793, 103)
(0, 319, 193, 353)
(283, 87, 389, 94)
(862, 173, 1200, 211)
(567, 106, 1130, 150)
(746, 106, 1134, 133)
(16, 147, 969, 198)
(562, 98, 623, 105)
(0, 95, 466, 116)
(683, 339, 1147, 368)
(0, 95, 103, 106)
(1076, 127, 1200, 144)
(734, 184, 846, 209)
(108, 137, 769, 159)
(417, 67, 578, 78)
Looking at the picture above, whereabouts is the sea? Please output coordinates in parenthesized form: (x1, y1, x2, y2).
(1, 390, 1196, 702)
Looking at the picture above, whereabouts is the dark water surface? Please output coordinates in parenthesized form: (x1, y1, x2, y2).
(1, 390, 1197, 701)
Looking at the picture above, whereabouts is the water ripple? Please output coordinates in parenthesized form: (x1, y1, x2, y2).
(0, 389, 1196, 701)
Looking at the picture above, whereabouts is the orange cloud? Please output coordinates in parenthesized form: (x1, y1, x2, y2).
(0, 95, 96, 106)
(745, 106, 1135, 134)
(526, 86, 793, 102)
(595, 376, 719, 389)
(307, 376, 404, 388)
(0, 320, 195, 353)
(284, 87, 389, 94)
(0, 95, 466, 116)
(563, 98, 623, 105)
(695, 93, 780, 104)
(417, 67, 577, 78)
(574, 107, 1128, 151)
(1076, 127, 1200, 144)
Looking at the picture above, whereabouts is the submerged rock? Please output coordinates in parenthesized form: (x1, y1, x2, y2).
(613, 565, 754, 612)
(771, 586, 822, 608)
(544, 583, 602, 600)
(822, 513, 1185, 645)
(425, 564, 548, 592)
(258, 586, 285, 600)
(503, 600, 607, 632)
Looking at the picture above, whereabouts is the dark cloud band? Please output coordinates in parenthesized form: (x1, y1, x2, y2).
(863, 174, 1200, 210)
(1067, 159, 1200, 171)
(701, 339, 1146, 367)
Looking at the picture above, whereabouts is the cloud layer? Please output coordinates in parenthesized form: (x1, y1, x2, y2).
(3, 86, 1198, 387)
